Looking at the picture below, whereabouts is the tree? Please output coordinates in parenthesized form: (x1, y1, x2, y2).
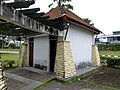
(83, 18, 94, 26)
(14, 0, 26, 2)
(49, 0, 73, 10)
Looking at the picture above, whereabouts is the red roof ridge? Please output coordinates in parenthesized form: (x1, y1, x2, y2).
(45, 6, 101, 34)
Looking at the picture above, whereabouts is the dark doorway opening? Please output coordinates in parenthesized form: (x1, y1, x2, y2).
(29, 37, 34, 67)
(49, 35, 58, 72)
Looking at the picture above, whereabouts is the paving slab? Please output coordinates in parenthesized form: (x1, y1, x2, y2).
(77, 67, 98, 76)
(6, 77, 28, 90)
(41, 82, 108, 90)
(5, 66, 101, 90)
(7, 69, 52, 82)
(5, 67, 53, 90)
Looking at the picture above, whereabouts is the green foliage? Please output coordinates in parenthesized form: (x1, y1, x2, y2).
(100, 56, 120, 68)
(83, 18, 94, 26)
(49, 0, 73, 10)
(62, 4, 73, 10)
(98, 44, 120, 51)
(99, 51, 120, 56)
(107, 58, 120, 68)
(0, 53, 19, 61)
(9, 43, 16, 49)
(7, 60, 15, 67)
(1, 60, 17, 69)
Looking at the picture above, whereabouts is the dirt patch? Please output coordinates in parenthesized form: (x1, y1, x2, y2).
(82, 67, 120, 89)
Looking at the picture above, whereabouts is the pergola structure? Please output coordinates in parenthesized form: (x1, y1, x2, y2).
(0, 1, 65, 89)
(0, 0, 65, 37)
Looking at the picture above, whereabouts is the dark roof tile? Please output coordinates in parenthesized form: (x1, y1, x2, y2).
(45, 6, 101, 34)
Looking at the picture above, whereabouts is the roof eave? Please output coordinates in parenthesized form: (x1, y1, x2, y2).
(49, 15, 101, 34)
(62, 15, 101, 34)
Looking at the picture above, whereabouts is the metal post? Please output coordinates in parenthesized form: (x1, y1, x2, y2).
(64, 23, 69, 40)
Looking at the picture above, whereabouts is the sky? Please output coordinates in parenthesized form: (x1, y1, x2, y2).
(6, 0, 120, 35)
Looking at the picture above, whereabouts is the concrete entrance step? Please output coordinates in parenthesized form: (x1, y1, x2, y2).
(77, 67, 98, 76)
(23, 67, 53, 77)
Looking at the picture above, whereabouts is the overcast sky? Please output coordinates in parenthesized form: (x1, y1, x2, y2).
(7, 0, 120, 35)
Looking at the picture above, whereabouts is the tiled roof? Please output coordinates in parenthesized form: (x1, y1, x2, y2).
(45, 6, 101, 34)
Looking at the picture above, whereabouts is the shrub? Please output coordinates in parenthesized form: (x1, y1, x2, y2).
(9, 43, 16, 49)
(98, 44, 120, 51)
(100, 56, 110, 63)
(7, 60, 15, 67)
(2, 61, 9, 69)
(1, 60, 17, 69)
(100, 56, 120, 68)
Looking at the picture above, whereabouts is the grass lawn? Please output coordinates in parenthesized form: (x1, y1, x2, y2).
(0, 49, 19, 62)
(0, 53, 19, 62)
(0, 53, 19, 69)
(99, 51, 120, 56)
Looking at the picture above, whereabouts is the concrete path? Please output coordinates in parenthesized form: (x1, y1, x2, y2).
(5, 67, 53, 90)
(5, 66, 99, 90)
(41, 67, 108, 90)
(41, 82, 108, 90)
(77, 67, 98, 76)
(6, 73, 42, 90)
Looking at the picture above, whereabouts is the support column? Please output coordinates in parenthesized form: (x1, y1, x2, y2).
(92, 44, 101, 66)
(54, 41, 76, 79)
(0, 62, 7, 90)
(20, 42, 28, 67)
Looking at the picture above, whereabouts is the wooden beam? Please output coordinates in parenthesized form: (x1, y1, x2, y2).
(27, 12, 45, 18)
(19, 8, 40, 15)
(6, 1, 35, 9)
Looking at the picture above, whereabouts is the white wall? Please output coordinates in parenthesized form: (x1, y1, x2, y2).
(66, 24, 94, 67)
(34, 36, 50, 71)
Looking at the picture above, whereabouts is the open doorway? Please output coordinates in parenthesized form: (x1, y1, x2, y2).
(29, 37, 34, 67)
(49, 35, 58, 72)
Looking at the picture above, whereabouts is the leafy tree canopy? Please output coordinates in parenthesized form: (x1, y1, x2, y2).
(83, 18, 94, 26)
(49, 0, 73, 10)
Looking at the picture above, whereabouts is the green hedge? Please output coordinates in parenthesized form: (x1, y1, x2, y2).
(98, 44, 120, 51)
(107, 58, 120, 68)
(100, 56, 120, 68)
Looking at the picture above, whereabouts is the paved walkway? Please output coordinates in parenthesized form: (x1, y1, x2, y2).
(5, 67, 53, 90)
(5, 66, 99, 90)
(77, 66, 98, 75)
(41, 82, 108, 90)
